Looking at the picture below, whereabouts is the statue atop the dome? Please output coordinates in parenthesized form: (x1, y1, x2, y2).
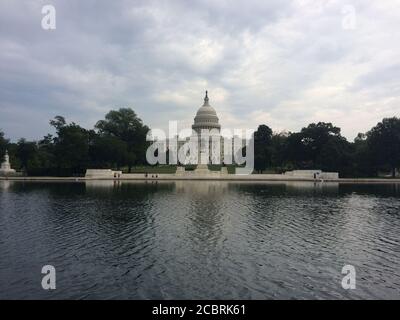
(204, 90, 209, 105)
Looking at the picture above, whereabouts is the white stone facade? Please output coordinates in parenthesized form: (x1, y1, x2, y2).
(85, 169, 122, 178)
(284, 170, 339, 179)
(165, 92, 246, 166)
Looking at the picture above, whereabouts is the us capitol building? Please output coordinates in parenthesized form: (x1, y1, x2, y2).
(165, 91, 238, 167)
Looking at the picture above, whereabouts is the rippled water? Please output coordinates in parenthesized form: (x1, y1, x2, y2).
(0, 180, 399, 299)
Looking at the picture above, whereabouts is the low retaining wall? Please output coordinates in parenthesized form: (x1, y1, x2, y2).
(285, 170, 339, 179)
(103, 173, 335, 181)
(2, 175, 400, 183)
(0, 172, 22, 177)
(85, 169, 122, 178)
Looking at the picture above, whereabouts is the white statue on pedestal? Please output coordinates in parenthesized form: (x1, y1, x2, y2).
(0, 150, 16, 175)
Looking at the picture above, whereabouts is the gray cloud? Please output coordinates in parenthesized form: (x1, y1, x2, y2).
(0, 0, 399, 141)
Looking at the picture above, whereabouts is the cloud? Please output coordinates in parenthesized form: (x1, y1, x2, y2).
(0, 0, 399, 141)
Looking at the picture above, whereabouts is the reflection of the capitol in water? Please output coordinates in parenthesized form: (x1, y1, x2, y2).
(85, 179, 123, 190)
(174, 180, 228, 194)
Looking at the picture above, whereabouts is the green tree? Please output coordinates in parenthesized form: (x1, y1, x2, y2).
(90, 135, 129, 169)
(367, 117, 400, 177)
(51, 117, 91, 174)
(317, 135, 351, 174)
(270, 132, 288, 171)
(299, 122, 342, 167)
(351, 133, 374, 177)
(36, 134, 56, 170)
(282, 132, 308, 168)
(254, 125, 273, 173)
(95, 108, 149, 172)
(49, 116, 66, 131)
(16, 138, 38, 172)
(282, 122, 351, 174)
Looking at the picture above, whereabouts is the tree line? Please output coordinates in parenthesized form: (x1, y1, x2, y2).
(1, 108, 400, 177)
(0, 108, 149, 176)
(253, 118, 400, 177)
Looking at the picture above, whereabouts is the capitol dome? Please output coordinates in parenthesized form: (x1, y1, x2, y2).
(192, 91, 221, 131)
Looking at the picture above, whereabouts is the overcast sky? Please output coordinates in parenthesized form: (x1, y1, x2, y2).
(1, 0, 399, 141)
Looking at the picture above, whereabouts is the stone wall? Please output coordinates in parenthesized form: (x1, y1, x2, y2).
(85, 169, 121, 178)
(285, 170, 339, 179)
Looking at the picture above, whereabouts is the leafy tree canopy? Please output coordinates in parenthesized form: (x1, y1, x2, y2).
(367, 117, 400, 177)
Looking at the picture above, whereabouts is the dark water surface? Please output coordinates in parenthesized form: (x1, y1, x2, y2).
(0, 180, 399, 299)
